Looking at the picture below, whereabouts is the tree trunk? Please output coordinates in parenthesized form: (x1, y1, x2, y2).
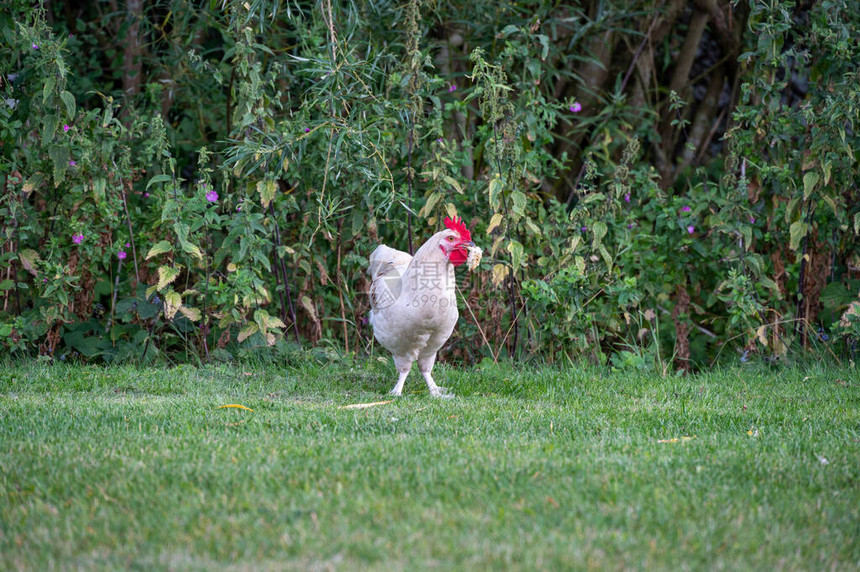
(122, 0, 144, 111)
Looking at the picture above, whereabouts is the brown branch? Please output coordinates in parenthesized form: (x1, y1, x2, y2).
(675, 64, 726, 177)
(669, 7, 710, 96)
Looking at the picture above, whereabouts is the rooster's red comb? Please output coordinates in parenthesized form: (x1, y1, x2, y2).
(444, 216, 471, 242)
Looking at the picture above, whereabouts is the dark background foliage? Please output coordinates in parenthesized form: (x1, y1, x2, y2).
(1, 0, 858, 370)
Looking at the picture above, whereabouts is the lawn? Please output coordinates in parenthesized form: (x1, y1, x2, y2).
(1, 359, 858, 570)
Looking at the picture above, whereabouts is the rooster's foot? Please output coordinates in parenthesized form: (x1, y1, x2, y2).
(429, 387, 454, 399)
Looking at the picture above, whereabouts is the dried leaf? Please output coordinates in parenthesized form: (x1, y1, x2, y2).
(178, 306, 201, 321)
(146, 241, 174, 260)
(486, 213, 503, 235)
(491, 263, 509, 286)
(258, 178, 277, 209)
(217, 404, 254, 412)
(339, 400, 394, 410)
(238, 323, 258, 343)
(157, 265, 181, 292)
(657, 436, 694, 443)
(18, 249, 41, 276)
(756, 325, 769, 347)
(300, 295, 317, 322)
(163, 290, 182, 320)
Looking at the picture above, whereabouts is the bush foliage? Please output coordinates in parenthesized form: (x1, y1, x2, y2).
(1, 0, 858, 369)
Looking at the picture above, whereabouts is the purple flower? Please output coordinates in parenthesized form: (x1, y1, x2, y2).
(205, 190, 218, 203)
(580, 226, 587, 232)
(749, 216, 756, 224)
(687, 225, 695, 234)
(43, 278, 48, 283)
(144, 192, 150, 198)
(627, 223, 635, 229)
(72, 233, 84, 245)
(624, 193, 630, 203)
(436, 138, 443, 143)
(237, 204, 243, 211)
(63, 124, 70, 132)
(118, 251, 127, 260)
(448, 84, 457, 93)
(681, 205, 692, 213)
(304, 127, 310, 133)
(125, 242, 131, 247)
(69, 160, 77, 166)
(569, 102, 582, 113)
(32, 43, 39, 50)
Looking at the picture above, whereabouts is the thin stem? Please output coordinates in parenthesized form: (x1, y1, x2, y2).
(269, 203, 300, 343)
(491, 120, 520, 356)
(106, 258, 122, 335)
(795, 199, 814, 345)
(406, 115, 414, 255)
(202, 233, 211, 361)
(118, 171, 140, 282)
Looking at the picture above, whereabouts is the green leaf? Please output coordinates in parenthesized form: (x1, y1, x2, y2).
(507, 239, 524, 271)
(788, 220, 807, 251)
(598, 244, 613, 271)
(440, 174, 463, 194)
(146, 241, 174, 260)
(42, 76, 56, 104)
(758, 276, 782, 299)
(511, 191, 527, 218)
(822, 161, 832, 185)
(488, 178, 503, 210)
(173, 222, 203, 260)
(49, 146, 69, 185)
(60, 90, 76, 118)
(741, 226, 753, 251)
(591, 221, 608, 250)
(92, 178, 106, 203)
(524, 218, 542, 236)
(803, 171, 819, 200)
(785, 196, 800, 223)
(821, 193, 841, 220)
(181, 241, 204, 260)
(146, 174, 173, 190)
(855, 212, 860, 234)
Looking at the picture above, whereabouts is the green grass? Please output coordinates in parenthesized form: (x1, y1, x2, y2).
(1, 360, 858, 570)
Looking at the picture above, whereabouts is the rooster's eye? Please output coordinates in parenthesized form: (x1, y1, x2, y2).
(447, 236, 456, 241)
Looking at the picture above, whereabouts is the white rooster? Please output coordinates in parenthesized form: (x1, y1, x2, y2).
(367, 217, 476, 397)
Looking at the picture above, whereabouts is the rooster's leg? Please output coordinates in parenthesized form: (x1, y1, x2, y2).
(389, 369, 410, 397)
(389, 357, 412, 396)
(418, 354, 453, 398)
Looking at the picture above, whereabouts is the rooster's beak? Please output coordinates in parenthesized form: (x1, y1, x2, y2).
(460, 241, 475, 248)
